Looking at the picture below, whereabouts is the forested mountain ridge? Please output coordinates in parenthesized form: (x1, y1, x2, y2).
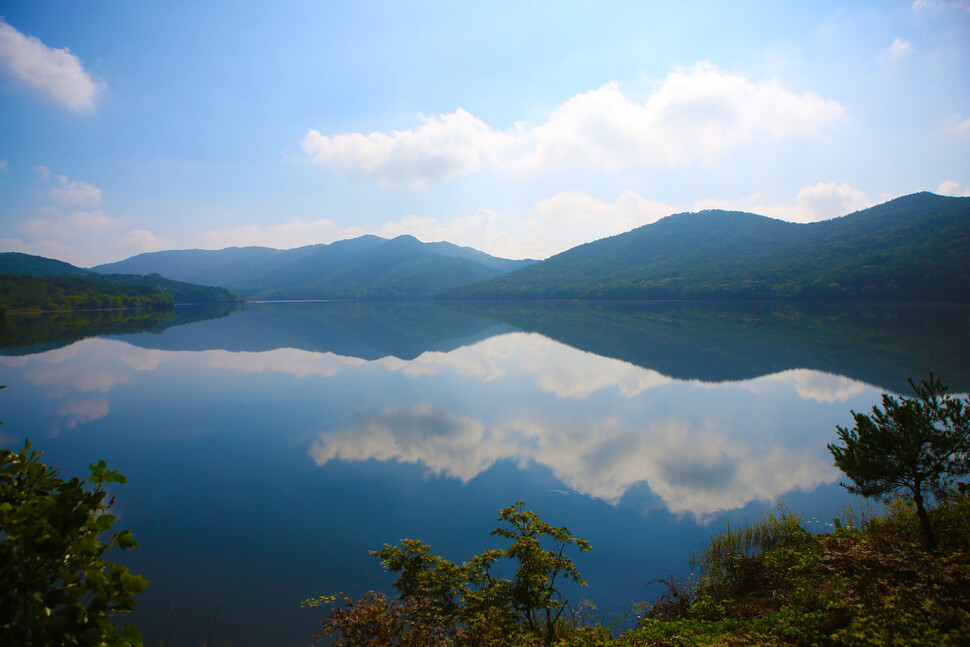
(441, 192, 970, 302)
(0, 253, 242, 307)
(92, 234, 537, 299)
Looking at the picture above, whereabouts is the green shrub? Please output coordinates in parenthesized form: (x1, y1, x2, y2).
(312, 501, 592, 646)
(0, 441, 148, 646)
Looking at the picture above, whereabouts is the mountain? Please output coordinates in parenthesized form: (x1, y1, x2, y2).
(0, 252, 242, 305)
(0, 252, 91, 277)
(92, 234, 536, 299)
(441, 192, 970, 303)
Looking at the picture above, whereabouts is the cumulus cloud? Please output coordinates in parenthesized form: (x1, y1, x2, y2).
(883, 38, 915, 60)
(114, 229, 167, 255)
(303, 109, 508, 188)
(20, 209, 121, 238)
(372, 180, 872, 261)
(937, 180, 970, 196)
(48, 174, 102, 205)
(33, 164, 51, 181)
(303, 62, 846, 187)
(0, 237, 78, 262)
(373, 191, 681, 261)
(707, 181, 871, 224)
(0, 19, 104, 111)
(197, 218, 359, 249)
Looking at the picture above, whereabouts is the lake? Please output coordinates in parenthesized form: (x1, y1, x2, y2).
(2, 300, 968, 646)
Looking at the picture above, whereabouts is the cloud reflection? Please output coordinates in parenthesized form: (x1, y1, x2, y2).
(59, 398, 110, 429)
(309, 404, 519, 481)
(749, 369, 868, 403)
(309, 405, 838, 518)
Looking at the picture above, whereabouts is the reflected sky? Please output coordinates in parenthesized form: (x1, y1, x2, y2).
(3, 330, 863, 516)
(0, 302, 939, 646)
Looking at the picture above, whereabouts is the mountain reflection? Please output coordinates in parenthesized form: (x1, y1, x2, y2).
(448, 301, 970, 393)
(7, 301, 966, 393)
(4, 300, 966, 518)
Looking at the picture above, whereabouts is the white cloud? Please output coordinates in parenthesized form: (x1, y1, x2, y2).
(115, 229, 167, 255)
(0, 159, 8, 173)
(369, 180, 872, 260)
(949, 116, 970, 134)
(303, 62, 846, 187)
(33, 164, 50, 181)
(937, 180, 970, 196)
(0, 237, 77, 262)
(913, 0, 970, 11)
(0, 20, 104, 111)
(20, 209, 121, 238)
(883, 38, 915, 60)
(303, 109, 508, 188)
(48, 174, 102, 205)
(788, 182, 871, 220)
(197, 218, 355, 249)
(707, 182, 871, 224)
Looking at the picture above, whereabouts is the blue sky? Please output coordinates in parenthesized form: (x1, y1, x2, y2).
(0, 1, 968, 266)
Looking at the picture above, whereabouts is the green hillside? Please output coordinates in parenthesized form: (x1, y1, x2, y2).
(0, 253, 242, 309)
(442, 192, 970, 302)
(0, 273, 173, 313)
(254, 236, 518, 299)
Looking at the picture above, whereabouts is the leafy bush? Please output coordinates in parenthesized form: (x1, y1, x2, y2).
(311, 501, 593, 646)
(0, 441, 148, 646)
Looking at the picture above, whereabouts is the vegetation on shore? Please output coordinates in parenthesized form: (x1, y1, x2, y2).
(0, 273, 174, 313)
(0, 252, 243, 310)
(310, 375, 970, 646)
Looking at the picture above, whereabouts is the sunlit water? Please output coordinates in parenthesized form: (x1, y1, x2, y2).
(2, 301, 967, 646)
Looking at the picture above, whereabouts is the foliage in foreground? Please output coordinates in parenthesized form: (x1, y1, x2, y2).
(828, 374, 970, 550)
(631, 494, 970, 646)
(312, 492, 970, 647)
(308, 501, 600, 646)
(0, 441, 148, 646)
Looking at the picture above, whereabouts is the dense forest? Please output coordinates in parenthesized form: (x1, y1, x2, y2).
(443, 192, 970, 302)
(0, 273, 174, 313)
(0, 252, 243, 310)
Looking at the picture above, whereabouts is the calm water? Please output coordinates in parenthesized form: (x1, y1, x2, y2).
(1, 301, 968, 646)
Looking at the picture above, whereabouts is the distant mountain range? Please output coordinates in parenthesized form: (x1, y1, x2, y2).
(443, 192, 970, 302)
(4, 191, 968, 305)
(92, 235, 536, 300)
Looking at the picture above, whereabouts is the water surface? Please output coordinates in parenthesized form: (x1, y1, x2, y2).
(1, 301, 966, 646)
